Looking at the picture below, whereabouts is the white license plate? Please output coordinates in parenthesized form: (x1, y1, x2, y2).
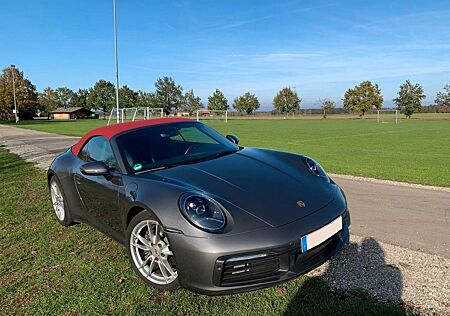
(300, 216, 342, 253)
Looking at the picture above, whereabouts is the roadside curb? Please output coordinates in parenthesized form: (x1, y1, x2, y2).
(330, 173, 450, 193)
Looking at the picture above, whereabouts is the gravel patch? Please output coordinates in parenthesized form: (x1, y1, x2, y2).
(308, 235, 450, 315)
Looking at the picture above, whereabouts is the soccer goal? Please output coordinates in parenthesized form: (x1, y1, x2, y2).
(196, 110, 228, 123)
(377, 109, 400, 124)
(107, 107, 164, 125)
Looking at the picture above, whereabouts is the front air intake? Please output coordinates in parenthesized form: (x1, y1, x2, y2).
(220, 254, 281, 286)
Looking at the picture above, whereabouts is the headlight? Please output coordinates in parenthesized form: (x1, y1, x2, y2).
(179, 193, 226, 232)
(302, 156, 330, 182)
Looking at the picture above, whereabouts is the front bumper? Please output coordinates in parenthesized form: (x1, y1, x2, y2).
(167, 198, 350, 295)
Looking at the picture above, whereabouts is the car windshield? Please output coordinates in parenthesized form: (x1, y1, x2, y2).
(116, 121, 240, 173)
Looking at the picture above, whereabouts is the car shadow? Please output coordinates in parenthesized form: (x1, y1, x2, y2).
(283, 237, 407, 315)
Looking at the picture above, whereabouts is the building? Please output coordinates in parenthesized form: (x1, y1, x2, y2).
(50, 107, 94, 120)
(197, 110, 210, 116)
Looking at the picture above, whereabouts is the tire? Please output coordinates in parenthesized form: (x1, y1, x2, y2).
(126, 210, 180, 291)
(49, 176, 75, 227)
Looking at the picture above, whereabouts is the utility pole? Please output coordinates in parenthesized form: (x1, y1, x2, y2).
(113, 0, 120, 123)
(10, 65, 18, 123)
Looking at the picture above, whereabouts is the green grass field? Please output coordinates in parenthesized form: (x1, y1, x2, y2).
(12, 118, 450, 187)
(0, 149, 411, 315)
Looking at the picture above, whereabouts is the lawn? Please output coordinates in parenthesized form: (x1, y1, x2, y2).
(12, 117, 450, 187)
(0, 148, 411, 315)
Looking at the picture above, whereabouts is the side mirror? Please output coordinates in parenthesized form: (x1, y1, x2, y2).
(226, 134, 239, 145)
(80, 161, 110, 176)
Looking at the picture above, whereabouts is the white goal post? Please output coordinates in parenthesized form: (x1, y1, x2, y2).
(377, 109, 399, 124)
(196, 110, 228, 123)
(107, 107, 164, 125)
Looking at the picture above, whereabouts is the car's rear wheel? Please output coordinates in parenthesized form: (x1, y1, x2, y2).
(126, 211, 180, 290)
(49, 176, 74, 226)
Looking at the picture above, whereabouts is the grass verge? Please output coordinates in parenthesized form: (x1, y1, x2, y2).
(0, 148, 412, 315)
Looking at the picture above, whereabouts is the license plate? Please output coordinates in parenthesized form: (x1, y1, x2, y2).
(301, 216, 342, 253)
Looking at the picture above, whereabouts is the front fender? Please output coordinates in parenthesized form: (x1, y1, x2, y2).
(120, 175, 269, 239)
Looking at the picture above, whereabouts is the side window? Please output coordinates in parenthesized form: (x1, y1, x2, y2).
(78, 136, 117, 169)
(79, 143, 90, 161)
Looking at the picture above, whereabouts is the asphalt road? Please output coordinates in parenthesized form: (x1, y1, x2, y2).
(1, 124, 449, 258)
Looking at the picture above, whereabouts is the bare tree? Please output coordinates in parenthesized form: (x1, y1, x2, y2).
(319, 98, 335, 118)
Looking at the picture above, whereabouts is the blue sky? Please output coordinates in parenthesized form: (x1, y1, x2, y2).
(1, 0, 449, 109)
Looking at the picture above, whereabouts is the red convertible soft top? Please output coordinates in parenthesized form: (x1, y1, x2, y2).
(71, 118, 192, 156)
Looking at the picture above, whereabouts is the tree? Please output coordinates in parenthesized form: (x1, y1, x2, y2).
(38, 87, 59, 112)
(343, 81, 383, 117)
(54, 87, 75, 109)
(118, 85, 137, 108)
(180, 89, 202, 114)
(233, 92, 260, 114)
(154, 77, 183, 114)
(207, 89, 228, 111)
(434, 84, 450, 111)
(72, 88, 90, 109)
(319, 98, 335, 118)
(393, 80, 425, 118)
(273, 87, 300, 113)
(136, 90, 158, 108)
(0, 66, 39, 120)
(87, 80, 115, 117)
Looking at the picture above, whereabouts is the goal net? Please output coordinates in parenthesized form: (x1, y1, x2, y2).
(196, 110, 228, 123)
(377, 109, 399, 124)
(107, 107, 164, 125)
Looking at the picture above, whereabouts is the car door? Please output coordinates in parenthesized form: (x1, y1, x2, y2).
(75, 136, 124, 237)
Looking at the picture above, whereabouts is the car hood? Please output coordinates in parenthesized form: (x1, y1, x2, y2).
(145, 148, 336, 227)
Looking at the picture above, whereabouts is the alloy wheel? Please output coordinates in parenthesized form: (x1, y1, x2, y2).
(50, 180, 65, 221)
(129, 220, 178, 285)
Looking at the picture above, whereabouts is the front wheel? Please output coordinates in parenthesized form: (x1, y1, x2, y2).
(126, 211, 180, 290)
(49, 176, 75, 226)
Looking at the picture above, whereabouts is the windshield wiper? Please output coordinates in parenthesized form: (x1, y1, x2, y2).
(136, 149, 240, 174)
(200, 149, 239, 162)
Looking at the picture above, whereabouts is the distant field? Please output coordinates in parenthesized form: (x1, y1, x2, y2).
(227, 112, 450, 120)
(11, 117, 450, 187)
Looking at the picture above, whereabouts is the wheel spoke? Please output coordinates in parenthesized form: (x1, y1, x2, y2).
(133, 232, 150, 246)
(158, 261, 168, 280)
(137, 256, 152, 269)
(152, 224, 159, 245)
(51, 189, 59, 201)
(131, 243, 151, 251)
(161, 245, 173, 256)
(52, 184, 61, 197)
(160, 258, 176, 277)
(147, 257, 156, 276)
(147, 221, 153, 242)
